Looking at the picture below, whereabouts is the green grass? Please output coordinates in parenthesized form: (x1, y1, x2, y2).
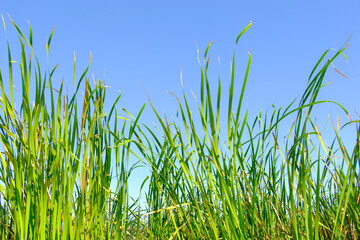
(0, 18, 359, 239)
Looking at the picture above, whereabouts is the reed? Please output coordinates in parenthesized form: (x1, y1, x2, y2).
(0, 18, 359, 239)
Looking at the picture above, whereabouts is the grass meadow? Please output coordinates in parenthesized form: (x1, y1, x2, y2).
(0, 19, 359, 239)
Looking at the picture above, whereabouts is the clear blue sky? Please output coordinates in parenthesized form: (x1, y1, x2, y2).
(1, 1, 359, 198)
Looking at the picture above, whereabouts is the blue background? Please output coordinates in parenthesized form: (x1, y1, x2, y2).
(1, 0, 359, 198)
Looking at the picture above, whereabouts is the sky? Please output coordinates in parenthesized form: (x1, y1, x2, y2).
(1, 1, 359, 198)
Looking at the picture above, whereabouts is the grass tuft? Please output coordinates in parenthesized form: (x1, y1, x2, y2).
(0, 19, 359, 239)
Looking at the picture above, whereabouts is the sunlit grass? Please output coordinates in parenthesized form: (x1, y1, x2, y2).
(0, 18, 359, 239)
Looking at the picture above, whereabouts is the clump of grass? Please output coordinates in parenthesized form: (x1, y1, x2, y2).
(0, 18, 143, 239)
(0, 18, 359, 239)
